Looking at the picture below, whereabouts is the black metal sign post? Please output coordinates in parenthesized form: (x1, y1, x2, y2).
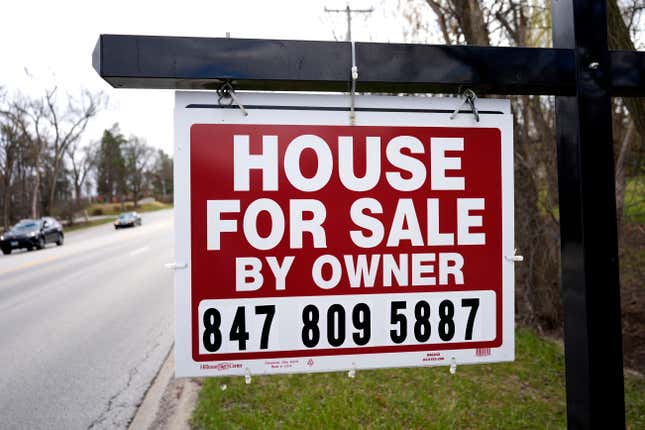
(92, 1, 643, 427)
(552, 1, 626, 429)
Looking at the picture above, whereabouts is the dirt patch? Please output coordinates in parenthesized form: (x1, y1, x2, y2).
(620, 223, 645, 374)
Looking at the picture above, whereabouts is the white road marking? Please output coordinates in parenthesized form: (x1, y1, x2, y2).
(129, 246, 151, 256)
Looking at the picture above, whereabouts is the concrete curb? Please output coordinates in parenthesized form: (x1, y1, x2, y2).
(129, 347, 201, 430)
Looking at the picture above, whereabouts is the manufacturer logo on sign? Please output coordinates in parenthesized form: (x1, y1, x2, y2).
(199, 363, 243, 371)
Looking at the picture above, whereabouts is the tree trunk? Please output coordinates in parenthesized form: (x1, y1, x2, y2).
(74, 182, 82, 210)
(133, 180, 140, 208)
(607, 0, 645, 244)
(31, 154, 40, 219)
(451, 0, 490, 45)
(2, 187, 10, 229)
(511, 96, 561, 328)
(48, 156, 63, 215)
(2, 163, 13, 229)
(614, 120, 634, 226)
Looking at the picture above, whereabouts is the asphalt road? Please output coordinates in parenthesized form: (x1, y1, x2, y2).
(0, 210, 175, 430)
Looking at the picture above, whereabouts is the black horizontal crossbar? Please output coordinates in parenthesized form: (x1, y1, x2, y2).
(92, 34, 644, 97)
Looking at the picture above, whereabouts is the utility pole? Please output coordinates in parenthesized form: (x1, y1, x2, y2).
(324, 4, 374, 42)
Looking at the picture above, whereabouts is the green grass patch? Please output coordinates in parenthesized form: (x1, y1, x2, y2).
(86, 200, 172, 216)
(625, 374, 645, 429)
(624, 176, 645, 223)
(64, 217, 117, 233)
(137, 201, 174, 212)
(191, 328, 644, 430)
(537, 175, 644, 223)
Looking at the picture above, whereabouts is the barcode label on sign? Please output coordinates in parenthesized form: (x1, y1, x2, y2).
(476, 348, 492, 357)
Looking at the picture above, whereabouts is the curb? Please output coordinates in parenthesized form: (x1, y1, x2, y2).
(129, 347, 201, 430)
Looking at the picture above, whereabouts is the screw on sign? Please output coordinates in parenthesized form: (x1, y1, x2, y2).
(173, 92, 515, 377)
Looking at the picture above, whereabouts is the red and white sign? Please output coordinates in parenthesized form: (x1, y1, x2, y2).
(174, 92, 514, 377)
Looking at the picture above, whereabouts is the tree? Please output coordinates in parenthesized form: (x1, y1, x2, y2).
(95, 125, 126, 200)
(67, 139, 97, 209)
(43, 88, 103, 214)
(0, 119, 21, 229)
(123, 136, 154, 207)
(150, 149, 173, 201)
(0, 96, 48, 219)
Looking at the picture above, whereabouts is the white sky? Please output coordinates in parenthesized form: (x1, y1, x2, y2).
(0, 0, 413, 155)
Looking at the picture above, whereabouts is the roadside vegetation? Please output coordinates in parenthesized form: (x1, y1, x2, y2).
(86, 199, 172, 216)
(191, 328, 644, 430)
(61, 199, 173, 233)
(624, 176, 645, 223)
(63, 217, 117, 233)
(0, 199, 172, 236)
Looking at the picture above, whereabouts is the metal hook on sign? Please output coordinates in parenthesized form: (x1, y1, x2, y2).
(505, 248, 524, 262)
(349, 41, 358, 125)
(217, 82, 248, 117)
(216, 83, 234, 106)
(450, 89, 479, 122)
(164, 262, 187, 270)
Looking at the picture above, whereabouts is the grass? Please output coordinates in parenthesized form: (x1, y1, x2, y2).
(61, 199, 172, 233)
(64, 217, 117, 233)
(624, 176, 645, 223)
(86, 200, 172, 216)
(536, 175, 644, 223)
(191, 328, 644, 430)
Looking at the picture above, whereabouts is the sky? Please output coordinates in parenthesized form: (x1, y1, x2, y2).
(0, 0, 411, 155)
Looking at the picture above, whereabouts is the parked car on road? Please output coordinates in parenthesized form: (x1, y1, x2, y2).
(114, 212, 142, 229)
(0, 217, 64, 255)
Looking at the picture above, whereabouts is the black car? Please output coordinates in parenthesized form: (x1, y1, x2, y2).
(0, 217, 64, 255)
(114, 212, 142, 229)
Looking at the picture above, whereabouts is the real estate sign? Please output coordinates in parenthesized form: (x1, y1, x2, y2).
(174, 92, 514, 377)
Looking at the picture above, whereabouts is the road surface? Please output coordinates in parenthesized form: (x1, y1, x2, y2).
(0, 210, 175, 430)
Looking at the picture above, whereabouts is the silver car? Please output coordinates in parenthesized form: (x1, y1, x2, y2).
(114, 212, 142, 229)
